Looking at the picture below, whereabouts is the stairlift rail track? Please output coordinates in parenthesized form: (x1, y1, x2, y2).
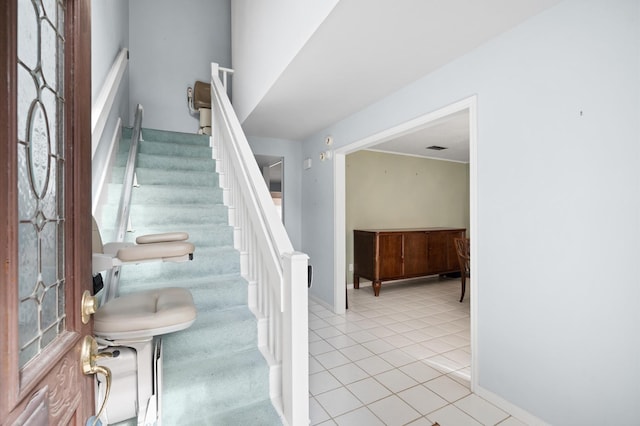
(103, 104, 144, 302)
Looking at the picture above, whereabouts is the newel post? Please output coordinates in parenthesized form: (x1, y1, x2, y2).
(282, 252, 309, 425)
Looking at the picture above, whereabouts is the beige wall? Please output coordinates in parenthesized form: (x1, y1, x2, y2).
(346, 150, 469, 283)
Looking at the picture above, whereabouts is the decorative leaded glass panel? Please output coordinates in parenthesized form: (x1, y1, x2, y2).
(17, 0, 66, 369)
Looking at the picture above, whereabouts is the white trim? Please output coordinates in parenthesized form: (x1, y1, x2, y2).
(365, 148, 469, 164)
(92, 119, 122, 216)
(333, 153, 346, 314)
(475, 386, 550, 426)
(468, 96, 479, 393)
(92, 48, 128, 159)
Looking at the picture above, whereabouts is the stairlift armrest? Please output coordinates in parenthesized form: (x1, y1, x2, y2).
(116, 241, 195, 262)
(136, 232, 189, 244)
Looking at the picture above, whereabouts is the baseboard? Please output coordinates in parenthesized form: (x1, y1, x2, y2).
(474, 385, 550, 426)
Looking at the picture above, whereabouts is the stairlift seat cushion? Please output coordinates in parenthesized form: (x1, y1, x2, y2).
(116, 241, 195, 262)
(136, 231, 189, 244)
(94, 287, 197, 340)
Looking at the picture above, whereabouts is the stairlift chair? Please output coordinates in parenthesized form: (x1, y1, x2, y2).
(186, 80, 212, 135)
(92, 216, 195, 276)
(90, 217, 197, 425)
(93, 287, 197, 425)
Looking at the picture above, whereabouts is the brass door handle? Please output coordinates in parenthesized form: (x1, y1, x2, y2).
(81, 336, 113, 425)
(81, 290, 98, 324)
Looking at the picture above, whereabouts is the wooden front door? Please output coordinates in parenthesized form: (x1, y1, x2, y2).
(1, 0, 94, 424)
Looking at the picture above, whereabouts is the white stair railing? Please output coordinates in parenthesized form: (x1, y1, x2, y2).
(209, 63, 309, 426)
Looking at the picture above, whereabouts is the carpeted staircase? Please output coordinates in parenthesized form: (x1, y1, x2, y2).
(101, 127, 282, 425)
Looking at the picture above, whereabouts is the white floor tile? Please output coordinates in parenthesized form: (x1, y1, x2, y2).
(356, 355, 395, 376)
(329, 363, 369, 385)
(315, 350, 351, 370)
(374, 369, 419, 393)
(497, 416, 528, 425)
(339, 344, 375, 362)
(383, 333, 415, 348)
(424, 375, 471, 403)
(379, 348, 416, 367)
(308, 280, 523, 425)
(427, 403, 482, 426)
(362, 338, 395, 355)
(333, 407, 385, 426)
(315, 326, 345, 339)
(368, 395, 422, 426)
(455, 394, 509, 425)
(309, 356, 324, 374)
(310, 396, 331, 425)
(315, 387, 363, 418)
(324, 334, 358, 350)
(398, 384, 449, 415)
(310, 340, 338, 356)
(346, 377, 393, 405)
(405, 417, 434, 425)
(310, 371, 342, 395)
(399, 361, 442, 383)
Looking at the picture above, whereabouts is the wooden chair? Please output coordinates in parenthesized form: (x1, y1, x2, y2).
(454, 238, 470, 302)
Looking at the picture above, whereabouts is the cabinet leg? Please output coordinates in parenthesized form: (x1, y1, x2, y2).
(353, 274, 360, 289)
(373, 281, 381, 297)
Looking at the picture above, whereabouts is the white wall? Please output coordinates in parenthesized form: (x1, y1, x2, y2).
(248, 136, 303, 250)
(300, 0, 640, 423)
(129, 0, 231, 133)
(92, 0, 129, 101)
(91, 0, 130, 207)
(231, 0, 339, 124)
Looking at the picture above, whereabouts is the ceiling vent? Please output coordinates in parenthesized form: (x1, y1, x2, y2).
(426, 145, 447, 151)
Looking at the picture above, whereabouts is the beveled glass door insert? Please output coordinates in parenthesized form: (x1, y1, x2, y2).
(17, 0, 66, 368)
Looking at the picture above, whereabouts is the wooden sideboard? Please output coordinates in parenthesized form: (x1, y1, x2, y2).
(353, 228, 466, 296)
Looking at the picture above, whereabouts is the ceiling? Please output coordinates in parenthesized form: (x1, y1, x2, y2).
(240, 0, 562, 162)
(367, 109, 470, 163)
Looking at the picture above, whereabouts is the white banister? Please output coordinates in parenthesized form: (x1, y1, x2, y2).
(209, 63, 309, 426)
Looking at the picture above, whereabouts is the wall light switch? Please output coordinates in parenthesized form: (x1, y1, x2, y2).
(303, 158, 312, 170)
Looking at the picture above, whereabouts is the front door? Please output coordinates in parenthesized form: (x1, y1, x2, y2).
(1, 0, 94, 424)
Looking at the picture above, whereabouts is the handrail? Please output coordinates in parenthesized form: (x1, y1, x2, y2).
(102, 104, 143, 302)
(210, 66, 293, 307)
(209, 63, 309, 426)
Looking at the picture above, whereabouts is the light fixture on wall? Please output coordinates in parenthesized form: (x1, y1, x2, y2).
(320, 150, 333, 161)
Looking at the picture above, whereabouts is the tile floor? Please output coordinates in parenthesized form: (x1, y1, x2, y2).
(308, 277, 525, 426)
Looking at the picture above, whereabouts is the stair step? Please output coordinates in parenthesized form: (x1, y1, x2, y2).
(140, 128, 210, 146)
(106, 184, 224, 205)
(111, 167, 219, 187)
(117, 246, 241, 283)
(101, 204, 228, 227)
(161, 348, 272, 424)
(161, 306, 257, 362)
(136, 152, 216, 172)
(138, 139, 212, 158)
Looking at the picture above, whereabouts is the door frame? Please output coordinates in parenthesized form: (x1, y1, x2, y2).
(332, 95, 478, 391)
(0, 0, 94, 422)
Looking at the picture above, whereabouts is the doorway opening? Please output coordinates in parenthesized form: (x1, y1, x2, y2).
(255, 155, 284, 222)
(333, 96, 478, 390)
